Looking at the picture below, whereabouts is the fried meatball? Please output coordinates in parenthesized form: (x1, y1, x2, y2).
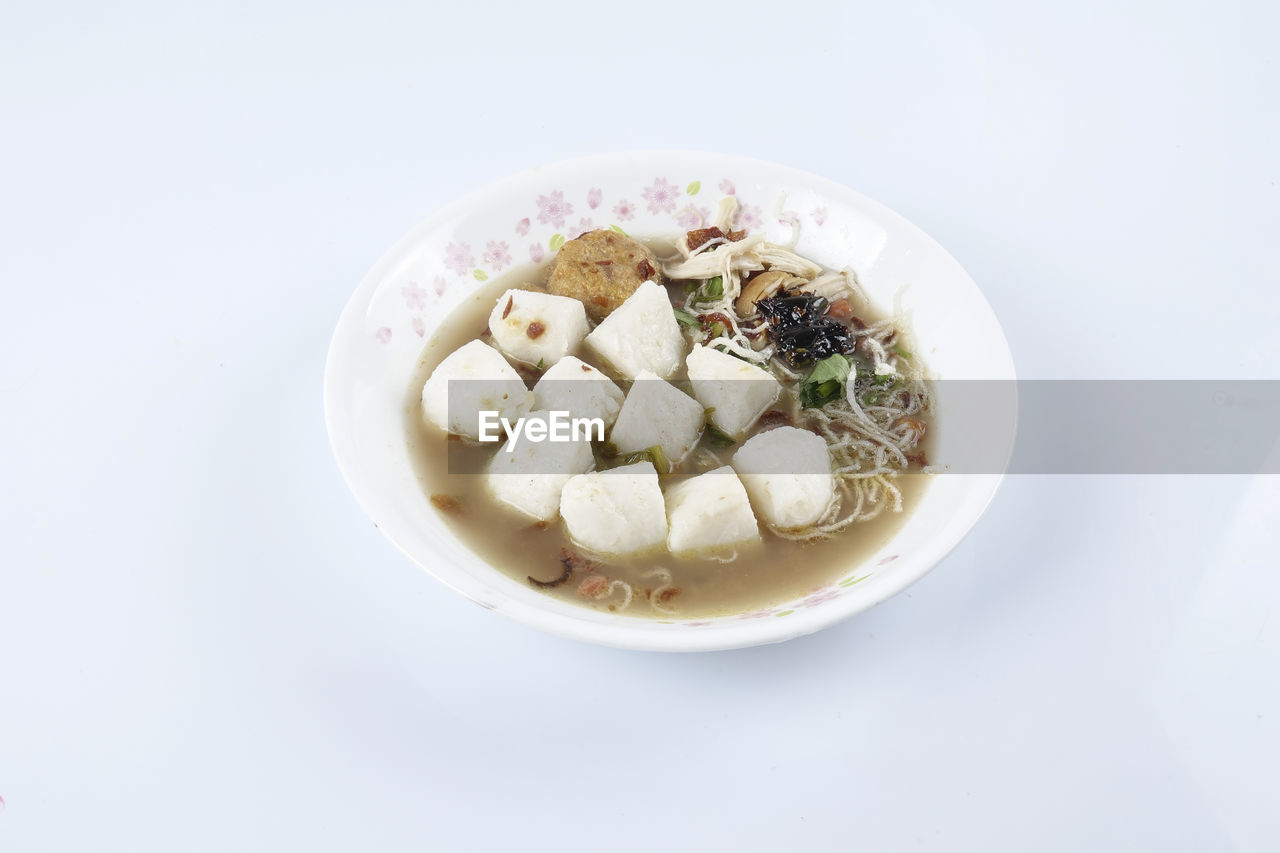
(546, 230, 664, 322)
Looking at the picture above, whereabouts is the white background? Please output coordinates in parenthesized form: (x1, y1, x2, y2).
(2, 1, 1278, 850)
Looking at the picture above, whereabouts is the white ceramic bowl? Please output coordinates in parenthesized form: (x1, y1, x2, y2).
(324, 152, 1016, 651)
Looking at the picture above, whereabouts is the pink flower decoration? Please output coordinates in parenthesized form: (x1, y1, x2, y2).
(375, 327, 392, 344)
(587, 187, 602, 209)
(612, 199, 636, 221)
(877, 554, 899, 566)
(683, 621, 714, 627)
(482, 240, 512, 271)
(431, 276, 447, 296)
(515, 218, 530, 236)
(401, 281, 428, 311)
(412, 316, 426, 338)
(799, 588, 841, 608)
(642, 177, 680, 215)
(536, 190, 574, 229)
(529, 242, 545, 263)
(811, 207, 828, 226)
(737, 608, 779, 620)
(734, 203, 763, 232)
(444, 241, 474, 276)
(674, 205, 711, 230)
(566, 217, 595, 240)
(719, 179, 736, 196)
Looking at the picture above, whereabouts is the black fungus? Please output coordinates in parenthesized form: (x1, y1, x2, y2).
(756, 292, 825, 327)
(756, 289, 855, 367)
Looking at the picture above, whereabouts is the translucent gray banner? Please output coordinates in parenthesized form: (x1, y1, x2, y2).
(1003, 380, 1280, 474)
(435, 380, 1280, 475)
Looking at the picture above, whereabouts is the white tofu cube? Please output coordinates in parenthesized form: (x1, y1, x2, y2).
(584, 280, 685, 379)
(485, 411, 595, 521)
(608, 371, 705, 469)
(421, 340, 531, 439)
(731, 426, 834, 529)
(487, 288, 589, 367)
(559, 461, 668, 556)
(665, 466, 760, 555)
(686, 344, 782, 438)
(531, 355, 624, 428)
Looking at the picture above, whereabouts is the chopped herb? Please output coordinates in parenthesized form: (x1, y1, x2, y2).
(894, 347, 913, 360)
(798, 354, 852, 408)
(704, 422, 736, 447)
(855, 364, 896, 385)
(535, 357, 545, 370)
(853, 365, 900, 406)
(689, 275, 724, 306)
(650, 444, 670, 473)
(621, 444, 672, 473)
(673, 307, 701, 328)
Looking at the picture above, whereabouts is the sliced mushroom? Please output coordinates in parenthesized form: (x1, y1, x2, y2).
(735, 270, 808, 317)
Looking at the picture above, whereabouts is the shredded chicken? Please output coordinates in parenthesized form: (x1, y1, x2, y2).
(752, 244, 822, 279)
(712, 196, 739, 231)
(802, 269, 861, 303)
(662, 234, 822, 305)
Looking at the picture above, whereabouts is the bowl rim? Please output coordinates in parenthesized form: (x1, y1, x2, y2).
(324, 149, 1017, 652)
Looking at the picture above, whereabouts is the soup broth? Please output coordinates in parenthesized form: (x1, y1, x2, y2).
(406, 246, 934, 619)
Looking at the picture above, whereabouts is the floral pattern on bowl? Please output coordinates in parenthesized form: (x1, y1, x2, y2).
(376, 176, 831, 349)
